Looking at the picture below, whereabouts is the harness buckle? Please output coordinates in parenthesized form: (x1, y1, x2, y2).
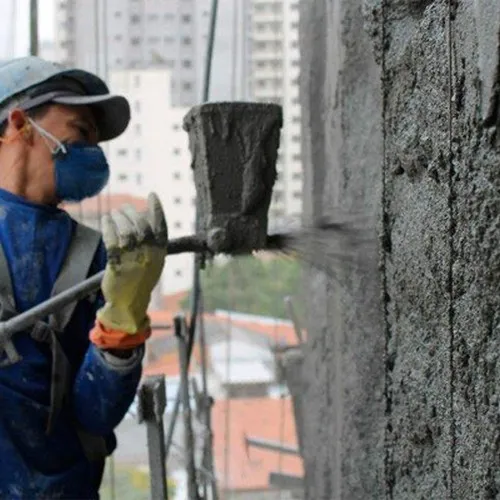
(0, 340, 22, 367)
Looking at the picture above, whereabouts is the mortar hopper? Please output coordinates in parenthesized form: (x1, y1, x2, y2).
(182, 102, 283, 254)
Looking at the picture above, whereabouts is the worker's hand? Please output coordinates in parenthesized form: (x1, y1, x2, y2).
(96, 192, 168, 334)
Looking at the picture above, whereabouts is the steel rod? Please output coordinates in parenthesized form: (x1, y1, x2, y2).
(175, 316, 199, 500)
(245, 436, 300, 456)
(138, 376, 169, 500)
(29, 0, 38, 56)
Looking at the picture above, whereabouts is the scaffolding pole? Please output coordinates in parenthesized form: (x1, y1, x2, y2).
(175, 315, 199, 500)
(29, 0, 38, 56)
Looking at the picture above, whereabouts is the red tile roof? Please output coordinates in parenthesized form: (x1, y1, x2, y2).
(212, 398, 303, 492)
(143, 345, 202, 378)
(205, 314, 304, 347)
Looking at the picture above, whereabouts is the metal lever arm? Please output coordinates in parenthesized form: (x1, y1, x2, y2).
(0, 235, 206, 364)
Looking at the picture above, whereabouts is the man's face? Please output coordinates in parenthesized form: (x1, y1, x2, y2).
(3, 103, 99, 204)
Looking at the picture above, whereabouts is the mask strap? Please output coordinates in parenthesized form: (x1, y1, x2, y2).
(28, 118, 67, 156)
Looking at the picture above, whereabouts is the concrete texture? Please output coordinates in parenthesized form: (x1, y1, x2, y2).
(297, 0, 500, 498)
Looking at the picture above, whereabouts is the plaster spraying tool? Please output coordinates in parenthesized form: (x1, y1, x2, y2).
(0, 103, 282, 357)
(0, 102, 367, 362)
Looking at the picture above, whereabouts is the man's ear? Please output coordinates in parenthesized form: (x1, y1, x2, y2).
(7, 108, 33, 143)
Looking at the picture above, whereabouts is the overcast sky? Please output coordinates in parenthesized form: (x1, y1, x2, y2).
(0, 0, 54, 59)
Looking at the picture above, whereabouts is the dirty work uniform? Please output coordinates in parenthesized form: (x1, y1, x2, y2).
(0, 188, 143, 499)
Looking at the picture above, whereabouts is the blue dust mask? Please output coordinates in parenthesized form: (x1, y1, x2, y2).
(29, 118, 110, 202)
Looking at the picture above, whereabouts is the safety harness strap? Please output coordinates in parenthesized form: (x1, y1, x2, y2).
(50, 223, 102, 332)
(45, 223, 101, 434)
(0, 221, 108, 462)
(0, 237, 21, 366)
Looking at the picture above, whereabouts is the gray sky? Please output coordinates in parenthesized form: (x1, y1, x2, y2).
(0, 0, 54, 59)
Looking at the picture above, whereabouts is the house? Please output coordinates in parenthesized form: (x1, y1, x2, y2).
(211, 397, 304, 500)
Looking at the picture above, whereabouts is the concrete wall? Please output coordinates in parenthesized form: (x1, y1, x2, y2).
(297, 0, 500, 498)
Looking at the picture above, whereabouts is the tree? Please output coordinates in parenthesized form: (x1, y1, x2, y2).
(183, 255, 305, 320)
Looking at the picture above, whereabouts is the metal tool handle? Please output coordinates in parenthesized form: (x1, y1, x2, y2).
(0, 235, 206, 359)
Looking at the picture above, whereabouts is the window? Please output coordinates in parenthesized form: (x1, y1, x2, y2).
(114, 34, 123, 42)
(173, 172, 181, 180)
(173, 148, 181, 156)
(173, 124, 180, 131)
(114, 11, 122, 18)
(134, 124, 141, 136)
(292, 116, 301, 123)
(182, 81, 192, 91)
(175, 269, 182, 277)
(182, 60, 192, 68)
(291, 59, 300, 67)
(164, 36, 174, 43)
(293, 154, 301, 162)
(148, 14, 159, 21)
(181, 14, 191, 23)
(293, 172, 302, 180)
(291, 40, 299, 48)
(136, 173, 142, 185)
(174, 197, 182, 205)
(118, 173, 128, 181)
(117, 148, 128, 157)
(115, 58, 123, 65)
(134, 75, 141, 87)
(291, 22, 299, 30)
(134, 101, 141, 112)
(181, 37, 192, 45)
(292, 135, 301, 143)
(135, 149, 142, 161)
(174, 221, 182, 229)
(131, 37, 141, 46)
(293, 191, 302, 199)
(148, 36, 160, 44)
(164, 13, 174, 21)
(130, 14, 141, 24)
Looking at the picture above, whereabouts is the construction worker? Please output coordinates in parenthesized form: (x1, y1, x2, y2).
(0, 57, 168, 499)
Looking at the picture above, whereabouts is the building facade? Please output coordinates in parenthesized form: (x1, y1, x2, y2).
(246, 0, 303, 225)
(54, 0, 238, 105)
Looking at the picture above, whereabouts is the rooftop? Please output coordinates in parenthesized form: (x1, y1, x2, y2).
(212, 397, 303, 492)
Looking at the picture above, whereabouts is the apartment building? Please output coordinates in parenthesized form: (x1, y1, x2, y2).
(247, 0, 303, 225)
(54, 0, 238, 105)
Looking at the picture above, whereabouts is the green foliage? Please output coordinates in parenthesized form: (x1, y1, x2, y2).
(99, 463, 176, 500)
(183, 255, 305, 320)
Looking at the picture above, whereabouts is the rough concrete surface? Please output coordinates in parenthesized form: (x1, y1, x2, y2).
(298, 0, 500, 498)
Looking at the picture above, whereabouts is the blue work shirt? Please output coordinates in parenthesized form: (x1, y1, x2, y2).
(0, 188, 143, 499)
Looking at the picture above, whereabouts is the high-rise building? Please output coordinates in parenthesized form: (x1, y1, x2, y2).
(246, 0, 303, 225)
(54, 0, 236, 106)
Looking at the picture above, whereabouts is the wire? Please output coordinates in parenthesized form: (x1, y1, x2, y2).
(164, 0, 219, 460)
(223, 266, 234, 492)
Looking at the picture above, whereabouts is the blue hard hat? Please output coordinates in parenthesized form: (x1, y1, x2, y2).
(0, 56, 130, 141)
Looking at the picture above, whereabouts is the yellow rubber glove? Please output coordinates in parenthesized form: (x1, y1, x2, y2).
(96, 192, 168, 334)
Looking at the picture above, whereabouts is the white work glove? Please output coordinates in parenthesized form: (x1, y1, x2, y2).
(96, 192, 168, 334)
